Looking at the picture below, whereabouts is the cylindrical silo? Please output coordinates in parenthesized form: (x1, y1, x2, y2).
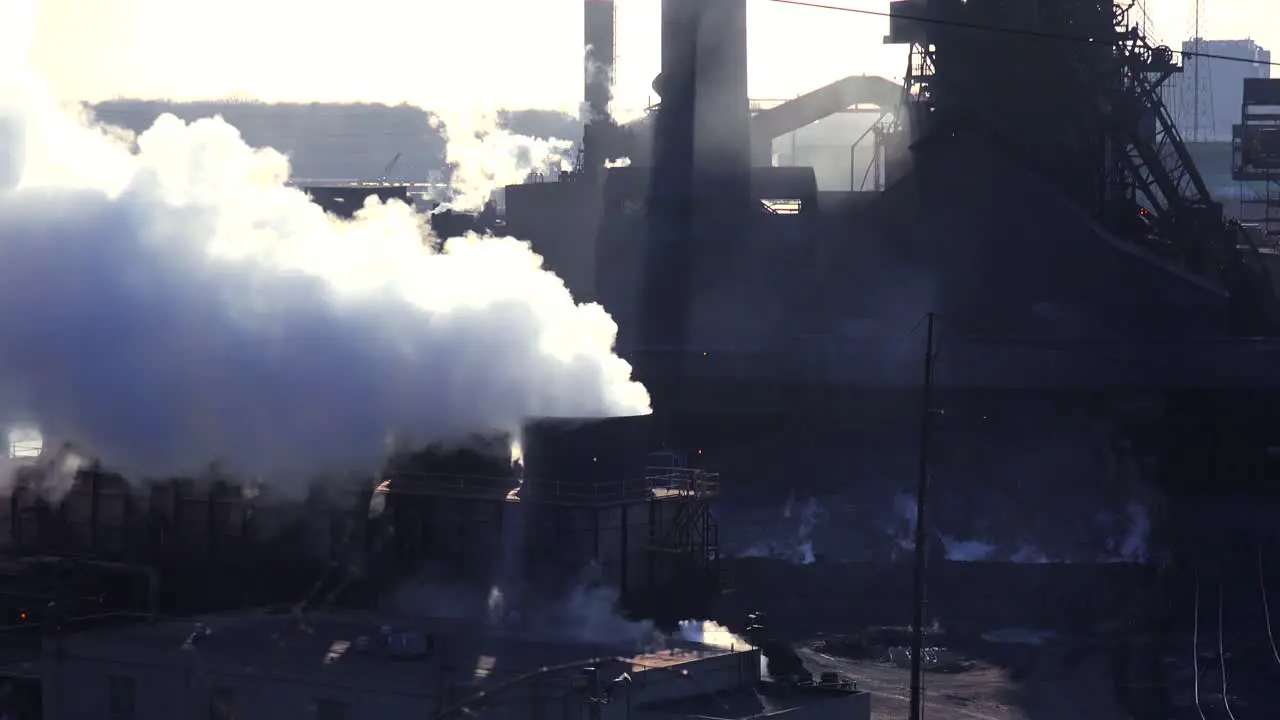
(520, 415, 653, 503)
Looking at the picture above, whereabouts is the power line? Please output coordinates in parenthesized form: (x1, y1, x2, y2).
(764, 0, 1280, 69)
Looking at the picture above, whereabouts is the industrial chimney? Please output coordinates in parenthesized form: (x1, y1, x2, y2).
(653, 0, 751, 201)
(692, 0, 751, 186)
(584, 0, 616, 124)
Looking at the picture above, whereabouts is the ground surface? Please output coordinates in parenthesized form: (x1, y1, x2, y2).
(796, 641, 1131, 720)
(715, 558, 1164, 719)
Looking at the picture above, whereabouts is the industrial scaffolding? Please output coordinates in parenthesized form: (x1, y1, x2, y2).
(0, 456, 727, 618)
(1233, 78, 1280, 239)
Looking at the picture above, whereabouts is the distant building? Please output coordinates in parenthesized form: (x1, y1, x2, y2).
(1167, 38, 1271, 142)
(40, 610, 871, 720)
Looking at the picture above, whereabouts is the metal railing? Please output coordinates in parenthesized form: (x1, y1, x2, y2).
(378, 467, 719, 505)
(6, 441, 41, 460)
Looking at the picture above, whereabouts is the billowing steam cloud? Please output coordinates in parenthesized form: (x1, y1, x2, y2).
(436, 109, 573, 211)
(0, 49, 648, 492)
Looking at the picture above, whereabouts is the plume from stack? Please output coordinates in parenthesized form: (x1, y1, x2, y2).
(0, 43, 649, 493)
(437, 109, 573, 211)
(584, 0, 616, 123)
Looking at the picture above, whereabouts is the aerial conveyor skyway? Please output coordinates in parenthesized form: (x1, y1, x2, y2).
(748, 75, 902, 165)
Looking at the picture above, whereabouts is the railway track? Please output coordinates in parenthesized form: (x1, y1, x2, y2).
(1190, 569, 1236, 720)
(1184, 538, 1280, 719)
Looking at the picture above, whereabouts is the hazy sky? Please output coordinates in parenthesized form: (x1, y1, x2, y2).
(25, 0, 1279, 113)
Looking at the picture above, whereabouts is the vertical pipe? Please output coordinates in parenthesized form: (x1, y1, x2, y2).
(692, 0, 752, 183)
(652, 0, 699, 217)
(850, 144, 857, 191)
(908, 313, 936, 720)
(689, 0, 751, 355)
(642, 0, 700, 428)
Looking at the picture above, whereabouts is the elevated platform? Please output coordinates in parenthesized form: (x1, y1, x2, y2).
(372, 464, 723, 612)
(374, 467, 719, 507)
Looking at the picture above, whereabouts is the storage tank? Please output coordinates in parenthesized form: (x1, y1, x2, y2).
(519, 415, 653, 503)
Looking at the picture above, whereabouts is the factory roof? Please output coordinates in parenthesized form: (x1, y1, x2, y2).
(55, 608, 739, 694)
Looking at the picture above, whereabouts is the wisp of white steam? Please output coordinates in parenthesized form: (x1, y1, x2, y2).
(0, 10, 648, 493)
(435, 109, 573, 211)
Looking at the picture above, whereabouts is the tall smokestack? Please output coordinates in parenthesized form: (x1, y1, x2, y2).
(693, 0, 751, 186)
(584, 0, 616, 123)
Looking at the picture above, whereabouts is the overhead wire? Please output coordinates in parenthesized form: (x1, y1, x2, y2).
(764, 0, 1280, 69)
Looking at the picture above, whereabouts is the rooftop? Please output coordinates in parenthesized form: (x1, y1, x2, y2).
(56, 608, 740, 694)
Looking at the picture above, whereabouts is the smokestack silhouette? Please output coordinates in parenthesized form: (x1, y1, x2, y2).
(584, 0, 616, 124)
(692, 0, 750, 186)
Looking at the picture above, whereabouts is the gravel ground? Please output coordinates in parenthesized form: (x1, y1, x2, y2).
(796, 641, 1131, 720)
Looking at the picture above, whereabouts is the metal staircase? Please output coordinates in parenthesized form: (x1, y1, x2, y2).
(647, 468, 728, 594)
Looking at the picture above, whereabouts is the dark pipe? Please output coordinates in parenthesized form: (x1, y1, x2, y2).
(643, 0, 699, 359)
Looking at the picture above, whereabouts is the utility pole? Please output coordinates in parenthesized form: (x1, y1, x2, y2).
(908, 312, 936, 720)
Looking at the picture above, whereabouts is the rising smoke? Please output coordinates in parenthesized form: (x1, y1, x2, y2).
(436, 109, 574, 211)
(0, 36, 648, 494)
(728, 488, 1153, 565)
(390, 574, 756, 659)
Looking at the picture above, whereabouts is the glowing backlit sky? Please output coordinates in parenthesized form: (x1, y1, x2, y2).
(25, 0, 1280, 113)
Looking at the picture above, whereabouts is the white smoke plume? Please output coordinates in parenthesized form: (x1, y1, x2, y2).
(557, 584, 657, 647)
(739, 491, 822, 564)
(0, 40, 648, 494)
(390, 579, 658, 649)
(678, 619, 752, 651)
(435, 109, 573, 211)
(583, 53, 614, 122)
(889, 492, 1152, 564)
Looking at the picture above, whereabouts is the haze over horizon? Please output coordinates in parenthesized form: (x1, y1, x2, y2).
(29, 0, 1275, 114)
